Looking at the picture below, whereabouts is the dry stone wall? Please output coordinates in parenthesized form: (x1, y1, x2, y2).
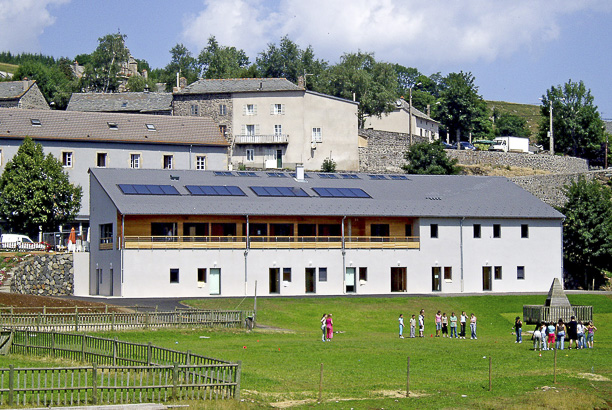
(447, 151, 589, 174)
(11, 254, 74, 296)
(358, 129, 428, 172)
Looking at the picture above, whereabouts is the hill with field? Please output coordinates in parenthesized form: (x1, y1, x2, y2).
(486, 100, 542, 140)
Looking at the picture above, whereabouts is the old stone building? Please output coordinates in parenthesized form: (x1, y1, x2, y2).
(0, 80, 49, 110)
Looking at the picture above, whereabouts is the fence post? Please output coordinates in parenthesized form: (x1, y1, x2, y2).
(145, 312, 149, 329)
(186, 350, 191, 365)
(43, 305, 46, 315)
(235, 361, 242, 400)
(82, 334, 86, 362)
(318, 363, 323, 402)
(113, 337, 118, 366)
(37, 312, 41, 331)
(105, 305, 108, 314)
(25, 330, 29, 354)
(147, 342, 152, 365)
(406, 356, 410, 397)
(8, 365, 14, 406)
(75, 307, 79, 332)
(111, 313, 115, 331)
(92, 363, 98, 404)
(51, 331, 55, 358)
(488, 356, 492, 391)
(172, 363, 179, 400)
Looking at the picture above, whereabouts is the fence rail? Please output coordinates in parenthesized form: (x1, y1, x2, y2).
(0, 309, 254, 332)
(523, 305, 593, 324)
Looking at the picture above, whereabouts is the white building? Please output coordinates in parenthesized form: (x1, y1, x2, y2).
(88, 168, 563, 297)
(364, 98, 439, 141)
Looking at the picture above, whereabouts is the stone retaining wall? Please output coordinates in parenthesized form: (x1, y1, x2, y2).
(447, 151, 589, 174)
(358, 129, 427, 172)
(11, 253, 74, 296)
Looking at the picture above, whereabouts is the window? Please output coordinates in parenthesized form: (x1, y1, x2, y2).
(97, 152, 107, 167)
(62, 152, 73, 168)
(430, 224, 438, 238)
(163, 155, 173, 170)
(493, 224, 501, 238)
(473, 224, 481, 238)
(494, 266, 503, 280)
(219, 125, 227, 137)
(30, 119, 42, 126)
(130, 154, 141, 169)
(219, 104, 227, 115)
(272, 103, 284, 115)
(274, 124, 282, 135)
(405, 224, 412, 237)
(151, 222, 177, 239)
(245, 104, 256, 115)
(312, 127, 322, 142)
(170, 269, 179, 283)
(107, 122, 118, 130)
(246, 149, 254, 162)
(145, 123, 156, 131)
(246, 124, 255, 136)
(283, 268, 292, 282)
(371, 224, 389, 237)
(444, 266, 452, 280)
(521, 224, 529, 238)
(198, 268, 207, 283)
(298, 224, 316, 236)
(517, 266, 525, 280)
(359, 267, 368, 282)
(99, 224, 113, 244)
(196, 155, 206, 170)
(190, 104, 199, 116)
(319, 267, 327, 282)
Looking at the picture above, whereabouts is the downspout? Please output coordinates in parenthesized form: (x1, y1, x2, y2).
(460, 217, 464, 293)
(244, 215, 249, 295)
(189, 145, 192, 170)
(342, 216, 346, 294)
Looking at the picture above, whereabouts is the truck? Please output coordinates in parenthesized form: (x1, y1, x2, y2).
(488, 136, 530, 153)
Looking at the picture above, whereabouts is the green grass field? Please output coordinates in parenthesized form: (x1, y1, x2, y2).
(486, 100, 542, 140)
(0, 62, 18, 75)
(1, 294, 610, 408)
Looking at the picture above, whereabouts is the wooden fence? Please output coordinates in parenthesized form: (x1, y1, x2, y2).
(0, 309, 254, 332)
(523, 305, 593, 324)
(0, 329, 240, 406)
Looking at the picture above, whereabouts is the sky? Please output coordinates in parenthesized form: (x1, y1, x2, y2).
(1, 0, 611, 119)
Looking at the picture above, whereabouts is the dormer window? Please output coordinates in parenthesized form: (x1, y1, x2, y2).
(107, 122, 118, 130)
(145, 124, 156, 131)
(30, 119, 41, 126)
(121, 102, 128, 108)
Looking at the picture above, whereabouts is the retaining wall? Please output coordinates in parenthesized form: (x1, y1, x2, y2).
(358, 129, 427, 172)
(11, 253, 74, 296)
(447, 151, 589, 174)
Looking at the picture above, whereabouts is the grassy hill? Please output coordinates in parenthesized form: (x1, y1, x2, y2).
(0, 62, 18, 75)
(486, 100, 542, 140)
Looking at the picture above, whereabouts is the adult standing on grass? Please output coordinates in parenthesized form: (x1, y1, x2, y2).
(533, 323, 542, 350)
(567, 316, 578, 349)
(441, 312, 448, 337)
(409, 314, 416, 338)
(450, 312, 458, 338)
(418, 309, 425, 337)
(326, 314, 334, 341)
(470, 313, 477, 339)
(540, 322, 549, 350)
(398, 314, 405, 339)
(514, 316, 522, 343)
(460, 311, 467, 339)
(586, 321, 597, 348)
(320, 314, 327, 342)
(555, 319, 566, 350)
(576, 321, 585, 349)
(435, 311, 442, 337)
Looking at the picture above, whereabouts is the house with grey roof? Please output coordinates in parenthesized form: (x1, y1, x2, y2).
(87, 167, 563, 297)
(173, 78, 359, 172)
(364, 97, 439, 141)
(0, 80, 49, 110)
(0, 108, 228, 223)
(67, 92, 172, 115)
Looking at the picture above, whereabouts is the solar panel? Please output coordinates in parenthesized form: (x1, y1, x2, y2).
(236, 171, 258, 177)
(118, 184, 180, 195)
(185, 185, 246, 196)
(213, 171, 234, 176)
(250, 186, 309, 197)
(368, 174, 388, 180)
(318, 173, 338, 179)
(312, 187, 371, 198)
(340, 174, 360, 179)
(389, 175, 409, 180)
(289, 172, 311, 178)
(266, 172, 287, 178)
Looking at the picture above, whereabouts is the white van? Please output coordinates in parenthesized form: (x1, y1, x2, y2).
(1, 233, 47, 250)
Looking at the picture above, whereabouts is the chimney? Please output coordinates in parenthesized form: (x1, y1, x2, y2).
(297, 76, 305, 89)
(179, 77, 187, 89)
(296, 164, 305, 181)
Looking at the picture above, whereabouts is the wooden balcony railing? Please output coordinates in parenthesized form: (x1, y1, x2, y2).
(123, 236, 420, 250)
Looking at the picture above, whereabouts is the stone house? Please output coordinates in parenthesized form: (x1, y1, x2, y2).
(363, 98, 439, 141)
(67, 92, 172, 115)
(0, 80, 49, 110)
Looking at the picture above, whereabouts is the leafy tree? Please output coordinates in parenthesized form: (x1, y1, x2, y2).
(494, 112, 529, 138)
(538, 80, 606, 161)
(325, 52, 397, 127)
(82, 33, 130, 93)
(12, 60, 77, 109)
(402, 141, 460, 175)
(161, 43, 199, 91)
(393, 64, 420, 96)
(560, 176, 612, 289)
(125, 74, 158, 92)
(0, 138, 82, 237)
(198, 36, 250, 79)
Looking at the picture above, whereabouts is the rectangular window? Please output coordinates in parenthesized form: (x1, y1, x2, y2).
(62, 152, 73, 168)
(283, 268, 292, 282)
(198, 268, 207, 283)
(163, 155, 173, 170)
(190, 104, 199, 116)
(473, 224, 481, 238)
(298, 224, 316, 236)
(430, 224, 438, 239)
(359, 267, 368, 282)
(170, 268, 179, 283)
(444, 266, 452, 280)
(196, 155, 206, 170)
(312, 127, 322, 142)
(97, 152, 107, 167)
(246, 149, 254, 162)
(319, 267, 327, 282)
(371, 224, 390, 237)
(219, 125, 227, 137)
(145, 123, 156, 131)
(274, 124, 282, 135)
(246, 124, 255, 136)
(493, 224, 501, 238)
(517, 266, 525, 280)
(107, 122, 118, 130)
(99, 223, 113, 244)
(245, 104, 256, 115)
(219, 104, 227, 115)
(405, 224, 412, 237)
(130, 153, 141, 169)
(272, 103, 284, 115)
(494, 266, 503, 280)
(521, 224, 529, 238)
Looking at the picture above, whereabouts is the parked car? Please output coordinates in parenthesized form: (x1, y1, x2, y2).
(457, 141, 476, 151)
(441, 141, 454, 149)
(1, 233, 50, 251)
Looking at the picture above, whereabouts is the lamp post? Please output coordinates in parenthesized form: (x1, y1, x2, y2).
(540, 98, 554, 155)
(409, 83, 421, 146)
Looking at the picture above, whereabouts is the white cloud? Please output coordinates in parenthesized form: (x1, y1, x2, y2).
(181, 0, 610, 66)
(0, 0, 69, 54)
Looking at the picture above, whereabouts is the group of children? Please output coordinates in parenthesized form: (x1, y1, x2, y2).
(399, 310, 478, 340)
(514, 316, 597, 350)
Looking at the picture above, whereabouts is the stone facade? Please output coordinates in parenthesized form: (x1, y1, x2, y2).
(447, 151, 589, 174)
(358, 129, 427, 172)
(0, 82, 49, 110)
(172, 93, 232, 142)
(10, 254, 74, 296)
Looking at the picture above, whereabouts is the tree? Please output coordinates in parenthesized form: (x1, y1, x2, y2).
(161, 43, 199, 91)
(83, 33, 130, 93)
(402, 141, 460, 175)
(325, 52, 397, 127)
(560, 176, 612, 289)
(12, 60, 77, 109)
(538, 80, 606, 161)
(198, 36, 250, 79)
(0, 138, 82, 237)
(494, 112, 529, 138)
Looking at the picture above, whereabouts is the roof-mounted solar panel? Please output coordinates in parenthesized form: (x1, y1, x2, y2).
(266, 172, 287, 178)
(340, 174, 360, 179)
(213, 171, 234, 176)
(368, 174, 388, 180)
(118, 184, 180, 195)
(185, 185, 246, 196)
(236, 171, 258, 177)
(318, 173, 338, 179)
(289, 172, 311, 178)
(312, 187, 371, 198)
(250, 186, 309, 197)
(390, 175, 409, 180)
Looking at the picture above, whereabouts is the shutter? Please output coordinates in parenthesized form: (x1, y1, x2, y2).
(281, 104, 285, 115)
(255, 124, 260, 135)
(242, 125, 247, 135)
(270, 104, 275, 115)
(253, 104, 258, 115)
(243, 105, 247, 115)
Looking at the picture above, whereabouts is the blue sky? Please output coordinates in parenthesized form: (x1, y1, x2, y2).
(1, 0, 611, 119)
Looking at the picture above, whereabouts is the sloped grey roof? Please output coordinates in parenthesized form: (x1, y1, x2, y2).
(176, 78, 303, 95)
(0, 80, 36, 100)
(91, 168, 564, 219)
(398, 99, 438, 123)
(67, 92, 172, 113)
(0, 108, 228, 147)
(605, 121, 612, 134)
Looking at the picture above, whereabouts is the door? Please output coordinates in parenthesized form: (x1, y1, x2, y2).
(305, 268, 316, 293)
(269, 268, 280, 294)
(391, 267, 407, 292)
(432, 267, 441, 292)
(210, 268, 221, 295)
(482, 266, 492, 291)
(108, 268, 114, 296)
(345, 267, 356, 293)
(276, 149, 283, 168)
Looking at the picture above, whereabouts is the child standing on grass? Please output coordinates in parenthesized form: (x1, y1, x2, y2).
(398, 314, 405, 339)
(533, 323, 542, 350)
(326, 314, 334, 341)
(470, 313, 477, 339)
(547, 322, 556, 348)
(460, 312, 467, 339)
(418, 309, 425, 337)
(442, 313, 448, 337)
(540, 322, 549, 350)
(435, 311, 442, 337)
(514, 316, 522, 343)
(586, 321, 597, 348)
(450, 312, 458, 338)
(320, 314, 327, 342)
(409, 314, 416, 338)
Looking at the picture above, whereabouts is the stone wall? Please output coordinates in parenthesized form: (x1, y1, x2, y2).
(11, 253, 74, 296)
(358, 129, 427, 172)
(447, 151, 589, 174)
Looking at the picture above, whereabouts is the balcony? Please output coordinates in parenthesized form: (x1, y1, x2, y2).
(123, 236, 419, 250)
(233, 134, 289, 144)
